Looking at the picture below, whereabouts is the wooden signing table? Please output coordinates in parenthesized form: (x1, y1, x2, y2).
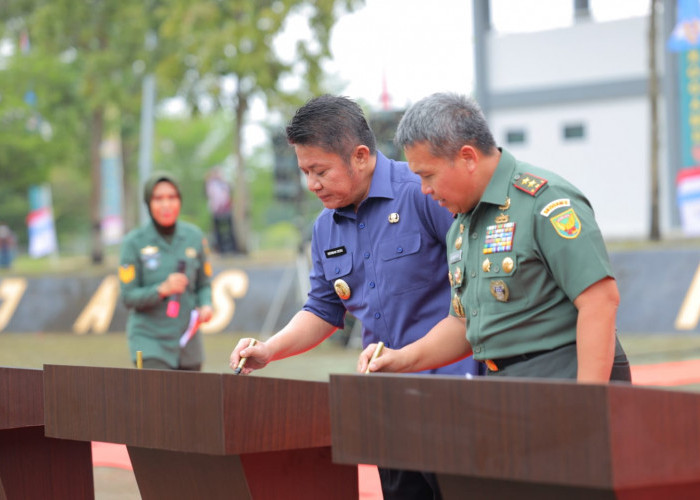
(43, 365, 357, 500)
(0, 367, 93, 499)
(330, 373, 700, 500)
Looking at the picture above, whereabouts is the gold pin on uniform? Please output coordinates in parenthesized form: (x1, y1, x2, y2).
(453, 267, 463, 287)
(456, 224, 465, 249)
(502, 257, 514, 273)
(482, 258, 491, 273)
(334, 279, 351, 300)
(495, 197, 511, 223)
(452, 293, 465, 317)
(490, 280, 509, 302)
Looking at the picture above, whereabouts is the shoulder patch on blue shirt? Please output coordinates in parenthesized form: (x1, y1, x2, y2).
(325, 246, 347, 258)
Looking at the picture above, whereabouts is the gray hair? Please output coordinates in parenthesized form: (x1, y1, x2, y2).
(394, 93, 496, 159)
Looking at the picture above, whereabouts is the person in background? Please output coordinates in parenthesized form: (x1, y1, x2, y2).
(119, 171, 214, 371)
(229, 94, 483, 500)
(0, 223, 16, 269)
(359, 92, 631, 383)
(205, 166, 238, 253)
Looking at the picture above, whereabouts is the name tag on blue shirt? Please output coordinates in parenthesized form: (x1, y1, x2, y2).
(325, 246, 347, 258)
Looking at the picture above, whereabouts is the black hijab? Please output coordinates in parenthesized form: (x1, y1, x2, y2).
(143, 171, 182, 241)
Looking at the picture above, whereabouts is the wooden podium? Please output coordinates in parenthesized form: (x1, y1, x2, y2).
(43, 365, 357, 500)
(0, 367, 93, 500)
(330, 373, 700, 500)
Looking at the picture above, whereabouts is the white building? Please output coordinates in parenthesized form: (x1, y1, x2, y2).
(472, 0, 679, 240)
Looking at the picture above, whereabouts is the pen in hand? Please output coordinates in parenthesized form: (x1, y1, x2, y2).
(234, 338, 257, 375)
(365, 341, 384, 374)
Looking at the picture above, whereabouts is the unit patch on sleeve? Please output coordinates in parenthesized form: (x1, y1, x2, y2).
(514, 173, 548, 196)
(119, 264, 135, 284)
(550, 208, 581, 239)
(540, 198, 571, 217)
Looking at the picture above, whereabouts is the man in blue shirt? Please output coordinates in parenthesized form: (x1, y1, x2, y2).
(230, 95, 481, 500)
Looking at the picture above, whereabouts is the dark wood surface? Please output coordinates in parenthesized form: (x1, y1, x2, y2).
(44, 365, 358, 500)
(0, 367, 93, 499)
(0, 367, 43, 428)
(330, 373, 700, 499)
(44, 365, 334, 454)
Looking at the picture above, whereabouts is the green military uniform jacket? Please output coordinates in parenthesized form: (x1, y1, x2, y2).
(119, 220, 213, 368)
(447, 149, 614, 361)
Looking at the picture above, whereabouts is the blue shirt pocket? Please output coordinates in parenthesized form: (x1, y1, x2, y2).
(379, 233, 431, 295)
(322, 253, 353, 280)
(378, 233, 421, 261)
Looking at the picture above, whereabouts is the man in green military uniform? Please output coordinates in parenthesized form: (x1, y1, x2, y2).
(359, 92, 631, 383)
(119, 172, 213, 370)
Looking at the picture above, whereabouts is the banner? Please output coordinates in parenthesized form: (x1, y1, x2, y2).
(677, 167, 700, 235)
(100, 136, 124, 245)
(668, 0, 700, 52)
(26, 184, 58, 258)
(671, 2, 700, 235)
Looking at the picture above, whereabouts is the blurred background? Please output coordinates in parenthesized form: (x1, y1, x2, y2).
(1, 0, 700, 376)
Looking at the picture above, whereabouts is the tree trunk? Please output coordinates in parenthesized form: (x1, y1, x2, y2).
(231, 88, 249, 254)
(90, 108, 105, 264)
(121, 128, 137, 232)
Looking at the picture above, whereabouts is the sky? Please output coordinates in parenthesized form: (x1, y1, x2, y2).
(322, 0, 651, 110)
(247, 0, 651, 153)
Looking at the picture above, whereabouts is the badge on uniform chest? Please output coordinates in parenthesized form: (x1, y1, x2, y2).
(483, 222, 515, 254)
(325, 246, 347, 258)
(490, 280, 509, 302)
(140, 245, 160, 270)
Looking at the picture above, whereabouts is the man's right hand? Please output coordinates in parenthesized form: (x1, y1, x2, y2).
(229, 337, 271, 375)
(357, 343, 404, 374)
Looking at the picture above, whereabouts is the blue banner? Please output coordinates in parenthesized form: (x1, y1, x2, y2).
(100, 136, 124, 245)
(668, 0, 700, 52)
(26, 184, 58, 258)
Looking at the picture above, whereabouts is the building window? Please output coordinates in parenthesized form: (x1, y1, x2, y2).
(563, 123, 586, 140)
(505, 129, 526, 145)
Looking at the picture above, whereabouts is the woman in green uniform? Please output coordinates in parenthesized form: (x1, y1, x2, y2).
(119, 172, 214, 370)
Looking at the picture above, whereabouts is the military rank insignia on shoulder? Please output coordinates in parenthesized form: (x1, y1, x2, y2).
(513, 173, 548, 196)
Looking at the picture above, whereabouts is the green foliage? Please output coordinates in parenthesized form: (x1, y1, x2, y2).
(0, 0, 364, 258)
(151, 113, 231, 230)
(150, 111, 320, 250)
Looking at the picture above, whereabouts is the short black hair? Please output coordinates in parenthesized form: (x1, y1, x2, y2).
(286, 95, 376, 163)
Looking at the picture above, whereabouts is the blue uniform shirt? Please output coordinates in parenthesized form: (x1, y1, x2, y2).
(303, 152, 480, 376)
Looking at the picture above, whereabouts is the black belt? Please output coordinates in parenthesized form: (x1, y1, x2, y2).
(483, 344, 572, 372)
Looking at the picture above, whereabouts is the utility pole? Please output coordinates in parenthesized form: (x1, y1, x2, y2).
(649, 0, 661, 240)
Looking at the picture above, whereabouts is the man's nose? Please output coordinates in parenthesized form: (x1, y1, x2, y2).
(307, 176, 321, 191)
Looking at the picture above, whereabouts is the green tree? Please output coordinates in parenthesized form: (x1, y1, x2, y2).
(155, 0, 363, 252)
(1, 0, 151, 263)
(0, 0, 362, 261)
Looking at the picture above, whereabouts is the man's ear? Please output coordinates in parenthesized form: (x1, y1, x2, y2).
(459, 145, 479, 171)
(352, 145, 372, 169)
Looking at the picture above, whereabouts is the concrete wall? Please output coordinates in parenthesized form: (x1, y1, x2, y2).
(0, 264, 302, 336)
(2, 250, 700, 335)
